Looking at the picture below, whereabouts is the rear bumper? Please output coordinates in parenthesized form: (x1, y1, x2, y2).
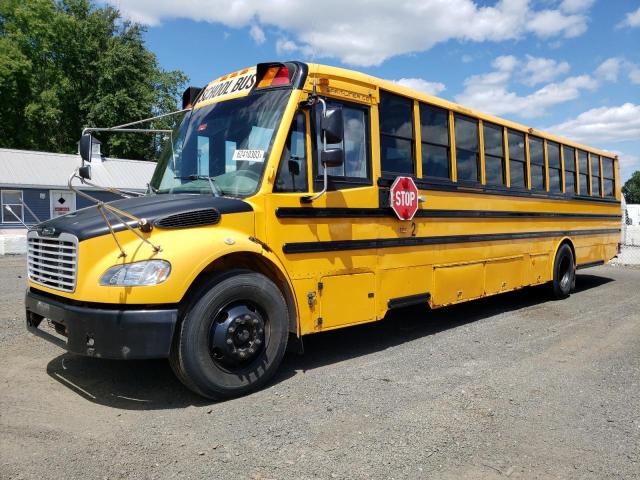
(25, 289, 178, 359)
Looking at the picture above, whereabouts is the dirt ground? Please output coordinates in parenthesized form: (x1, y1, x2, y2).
(1, 255, 639, 480)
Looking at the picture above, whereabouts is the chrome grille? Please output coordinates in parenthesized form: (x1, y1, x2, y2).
(27, 232, 78, 292)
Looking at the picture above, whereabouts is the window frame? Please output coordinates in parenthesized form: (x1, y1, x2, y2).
(577, 149, 589, 196)
(528, 135, 546, 192)
(1, 189, 24, 224)
(482, 121, 506, 186)
(602, 156, 615, 198)
(418, 102, 451, 181)
(563, 145, 577, 196)
(311, 97, 373, 191)
(590, 152, 602, 197)
(273, 110, 310, 193)
(506, 129, 528, 190)
(547, 140, 562, 193)
(453, 113, 481, 184)
(378, 90, 416, 176)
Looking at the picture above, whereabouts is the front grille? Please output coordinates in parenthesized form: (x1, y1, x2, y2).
(27, 232, 78, 293)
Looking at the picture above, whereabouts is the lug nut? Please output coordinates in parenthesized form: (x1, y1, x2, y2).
(226, 339, 233, 345)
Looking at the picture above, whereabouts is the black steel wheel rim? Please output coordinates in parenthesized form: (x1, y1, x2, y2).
(208, 301, 267, 368)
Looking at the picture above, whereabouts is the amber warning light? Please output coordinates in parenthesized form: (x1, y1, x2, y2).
(256, 63, 293, 89)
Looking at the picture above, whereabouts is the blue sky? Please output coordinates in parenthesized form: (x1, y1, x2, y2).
(108, 0, 640, 181)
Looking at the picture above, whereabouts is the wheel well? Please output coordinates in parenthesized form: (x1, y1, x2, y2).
(558, 238, 576, 266)
(180, 252, 298, 336)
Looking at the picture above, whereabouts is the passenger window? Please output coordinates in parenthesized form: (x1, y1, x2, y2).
(547, 141, 562, 193)
(528, 136, 545, 190)
(590, 153, 601, 197)
(602, 157, 615, 197)
(483, 122, 505, 186)
(507, 130, 527, 189)
(563, 146, 577, 195)
(274, 112, 308, 192)
(316, 101, 370, 183)
(578, 150, 589, 195)
(420, 103, 450, 179)
(454, 114, 479, 182)
(379, 91, 414, 174)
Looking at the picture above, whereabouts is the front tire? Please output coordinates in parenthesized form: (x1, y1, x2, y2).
(552, 244, 575, 299)
(171, 270, 289, 400)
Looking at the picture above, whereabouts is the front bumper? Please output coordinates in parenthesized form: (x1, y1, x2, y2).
(25, 289, 178, 359)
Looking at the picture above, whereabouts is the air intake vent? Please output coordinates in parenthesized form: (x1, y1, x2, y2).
(155, 208, 221, 229)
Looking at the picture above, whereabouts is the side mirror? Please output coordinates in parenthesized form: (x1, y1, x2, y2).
(321, 148, 344, 168)
(321, 105, 344, 144)
(79, 134, 93, 163)
(78, 164, 92, 180)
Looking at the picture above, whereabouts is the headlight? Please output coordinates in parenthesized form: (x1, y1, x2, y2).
(99, 260, 171, 286)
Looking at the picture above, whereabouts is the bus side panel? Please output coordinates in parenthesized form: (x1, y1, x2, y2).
(530, 253, 551, 284)
(433, 262, 485, 306)
(485, 256, 525, 294)
(376, 265, 433, 317)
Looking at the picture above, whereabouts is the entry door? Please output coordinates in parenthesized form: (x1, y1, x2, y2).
(264, 99, 379, 331)
(50, 190, 76, 218)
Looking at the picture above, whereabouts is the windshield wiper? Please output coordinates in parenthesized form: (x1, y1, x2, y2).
(175, 175, 223, 197)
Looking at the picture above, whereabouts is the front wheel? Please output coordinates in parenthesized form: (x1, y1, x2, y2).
(170, 270, 289, 400)
(552, 244, 575, 299)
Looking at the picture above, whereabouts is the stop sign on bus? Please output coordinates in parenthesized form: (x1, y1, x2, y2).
(390, 176, 419, 220)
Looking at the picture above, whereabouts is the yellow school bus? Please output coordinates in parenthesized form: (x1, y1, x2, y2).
(25, 61, 621, 399)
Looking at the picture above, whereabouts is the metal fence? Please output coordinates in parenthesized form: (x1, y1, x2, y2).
(615, 196, 640, 266)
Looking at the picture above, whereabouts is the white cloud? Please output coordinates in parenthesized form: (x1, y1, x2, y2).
(393, 78, 446, 96)
(526, 9, 589, 38)
(596, 57, 622, 82)
(455, 55, 597, 118)
(620, 154, 640, 183)
(617, 6, 640, 28)
(107, 0, 595, 66)
(560, 0, 595, 14)
(546, 103, 640, 143)
(249, 24, 265, 45)
(275, 38, 298, 56)
(521, 55, 570, 86)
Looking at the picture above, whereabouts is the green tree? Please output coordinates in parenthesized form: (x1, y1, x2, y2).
(0, 0, 187, 160)
(622, 171, 640, 204)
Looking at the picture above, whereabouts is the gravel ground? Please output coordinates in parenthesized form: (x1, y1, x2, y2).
(1, 255, 639, 480)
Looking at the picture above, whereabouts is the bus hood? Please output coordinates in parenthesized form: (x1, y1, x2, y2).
(33, 194, 253, 241)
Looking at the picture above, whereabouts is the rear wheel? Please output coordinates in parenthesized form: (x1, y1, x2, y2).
(170, 270, 289, 400)
(552, 244, 575, 299)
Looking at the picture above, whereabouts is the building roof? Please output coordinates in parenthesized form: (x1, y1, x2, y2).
(0, 148, 156, 191)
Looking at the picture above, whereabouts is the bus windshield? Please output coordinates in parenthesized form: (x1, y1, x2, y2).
(150, 89, 290, 197)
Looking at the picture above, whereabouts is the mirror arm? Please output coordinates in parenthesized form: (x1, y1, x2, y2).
(302, 165, 328, 203)
(301, 99, 329, 203)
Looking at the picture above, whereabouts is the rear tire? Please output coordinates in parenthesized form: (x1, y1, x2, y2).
(552, 244, 575, 299)
(170, 270, 289, 400)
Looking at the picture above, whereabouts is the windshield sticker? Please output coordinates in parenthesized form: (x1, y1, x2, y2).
(232, 149, 265, 162)
(197, 68, 257, 105)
